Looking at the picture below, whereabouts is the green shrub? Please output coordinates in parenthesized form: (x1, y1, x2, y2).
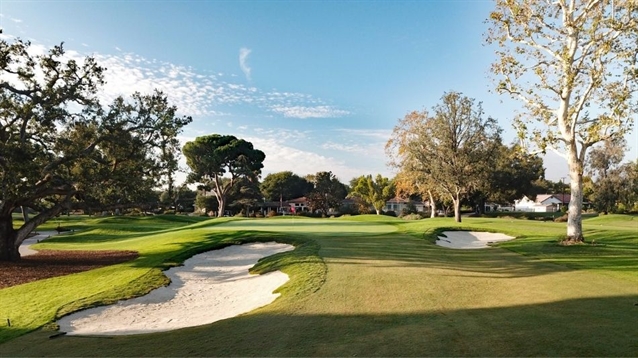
(402, 213, 423, 220)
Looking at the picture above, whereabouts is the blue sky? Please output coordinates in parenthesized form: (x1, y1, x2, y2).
(1, 0, 635, 184)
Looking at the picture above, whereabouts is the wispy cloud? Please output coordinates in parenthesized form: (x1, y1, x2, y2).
(4, 35, 349, 121)
(244, 136, 362, 180)
(321, 139, 386, 158)
(270, 105, 350, 119)
(239, 47, 252, 81)
(336, 128, 392, 140)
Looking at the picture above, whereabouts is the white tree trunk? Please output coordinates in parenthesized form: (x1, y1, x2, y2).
(428, 190, 436, 218)
(566, 148, 585, 241)
(453, 194, 461, 223)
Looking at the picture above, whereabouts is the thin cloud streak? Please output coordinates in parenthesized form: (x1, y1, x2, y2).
(25, 42, 350, 120)
(270, 105, 350, 119)
(239, 47, 252, 81)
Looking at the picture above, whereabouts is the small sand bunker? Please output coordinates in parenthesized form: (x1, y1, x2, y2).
(57, 242, 294, 335)
(436, 231, 515, 249)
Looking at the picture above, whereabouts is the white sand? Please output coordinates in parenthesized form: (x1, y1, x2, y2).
(436, 231, 515, 249)
(57, 242, 294, 335)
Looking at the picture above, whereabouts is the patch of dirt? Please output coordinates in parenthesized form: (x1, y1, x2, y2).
(0, 250, 139, 289)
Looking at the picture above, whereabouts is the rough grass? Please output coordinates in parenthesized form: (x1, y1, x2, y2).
(1, 214, 637, 356)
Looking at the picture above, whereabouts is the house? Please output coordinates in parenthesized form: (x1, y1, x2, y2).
(383, 197, 428, 213)
(514, 194, 570, 212)
(286, 196, 310, 213)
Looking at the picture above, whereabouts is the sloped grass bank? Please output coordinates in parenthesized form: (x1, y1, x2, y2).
(0, 216, 325, 344)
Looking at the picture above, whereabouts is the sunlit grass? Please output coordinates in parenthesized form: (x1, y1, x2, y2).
(1, 214, 637, 356)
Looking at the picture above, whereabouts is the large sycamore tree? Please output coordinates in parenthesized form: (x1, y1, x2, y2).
(0, 39, 192, 261)
(349, 174, 395, 215)
(183, 135, 265, 217)
(487, 0, 638, 241)
(387, 92, 502, 222)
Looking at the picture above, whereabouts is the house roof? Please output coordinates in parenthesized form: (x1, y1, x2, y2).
(535, 194, 554, 203)
(286, 196, 308, 204)
(554, 194, 571, 204)
(535, 194, 571, 204)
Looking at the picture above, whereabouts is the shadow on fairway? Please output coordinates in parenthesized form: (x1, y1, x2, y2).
(4, 295, 638, 357)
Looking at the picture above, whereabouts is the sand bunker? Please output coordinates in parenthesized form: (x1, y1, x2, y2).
(57, 242, 294, 335)
(436, 231, 515, 249)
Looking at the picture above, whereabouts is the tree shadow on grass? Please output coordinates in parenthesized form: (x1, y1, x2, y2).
(4, 295, 638, 357)
(317, 234, 564, 279)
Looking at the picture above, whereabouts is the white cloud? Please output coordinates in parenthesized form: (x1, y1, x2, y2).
(10, 17, 22, 23)
(336, 128, 392, 140)
(245, 136, 362, 180)
(239, 47, 251, 81)
(2, 35, 349, 123)
(270, 105, 350, 119)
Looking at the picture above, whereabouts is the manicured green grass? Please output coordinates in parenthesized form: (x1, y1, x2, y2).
(1, 214, 637, 356)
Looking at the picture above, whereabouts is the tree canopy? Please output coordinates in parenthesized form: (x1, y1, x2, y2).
(0, 39, 191, 261)
(305, 171, 348, 215)
(479, 143, 545, 207)
(183, 134, 265, 217)
(349, 174, 395, 215)
(260, 171, 313, 203)
(387, 91, 502, 222)
(586, 138, 636, 213)
(486, 0, 638, 240)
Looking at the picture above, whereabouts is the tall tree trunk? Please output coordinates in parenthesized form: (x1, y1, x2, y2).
(1, 197, 70, 261)
(567, 150, 585, 241)
(428, 190, 436, 218)
(217, 196, 226, 218)
(21, 206, 29, 222)
(375, 209, 381, 215)
(453, 195, 462, 223)
(0, 214, 20, 261)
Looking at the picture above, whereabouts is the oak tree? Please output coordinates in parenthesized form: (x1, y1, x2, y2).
(387, 92, 502, 222)
(0, 39, 191, 261)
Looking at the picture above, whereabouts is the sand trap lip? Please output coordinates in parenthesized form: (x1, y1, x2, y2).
(57, 242, 294, 336)
(436, 231, 515, 249)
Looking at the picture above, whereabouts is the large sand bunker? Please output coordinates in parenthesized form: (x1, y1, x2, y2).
(57, 242, 294, 335)
(436, 231, 515, 249)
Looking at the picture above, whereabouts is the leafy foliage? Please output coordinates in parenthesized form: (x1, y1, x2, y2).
(349, 174, 395, 215)
(387, 91, 502, 222)
(260, 171, 313, 202)
(306, 171, 348, 214)
(486, 0, 638, 240)
(473, 143, 545, 207)
(0, 38, 191, 261)
(183, 134, 265, 217)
